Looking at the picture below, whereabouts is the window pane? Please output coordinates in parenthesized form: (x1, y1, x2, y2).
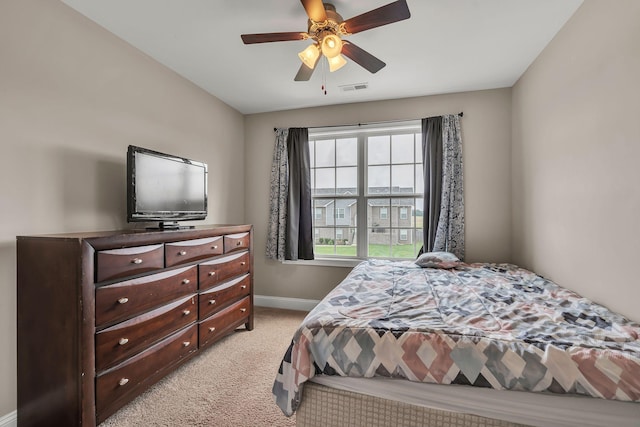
(368, 198, 390, 228)
(313, 200, 328, 227)
(336, 167, 357, 195)
(415, 166, 424, 194)
(335, 198, 356, 225)
(315, 139, 335, 167)
(415, 133, 422, 161)
(415, 197, 424, 231)
(336, 138, 357, 166)
(367, 135, 390, 165)
(335, 228, 356, 256)
(367, 165, 390, 194)
(392, 134, 414, 164)
(309, 140, 315, 167)
(391, 164, 414, 193)
(314, 228, 336, 255)
(368, 228, 391, 257)
(392, 229, 416, 258)
(315, 168, 335, 195)
(415, 228, 424, 257)
(393, 198, 414, 226)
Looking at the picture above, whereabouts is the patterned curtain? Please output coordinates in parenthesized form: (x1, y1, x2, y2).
(433, 114, 465, 260)
(266, 128, 289, 260)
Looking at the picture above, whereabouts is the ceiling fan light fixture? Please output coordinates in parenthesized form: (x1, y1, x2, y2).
(298, 44, 320, 68)
(321, 33, 343, 59)
(328, 54, 347, 72)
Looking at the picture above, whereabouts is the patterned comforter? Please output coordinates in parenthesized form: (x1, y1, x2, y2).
(273, 259, 640, 416)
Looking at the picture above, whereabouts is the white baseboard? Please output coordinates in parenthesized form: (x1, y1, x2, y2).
(0, 410, 16, 427)
(254, 294, 319, 312)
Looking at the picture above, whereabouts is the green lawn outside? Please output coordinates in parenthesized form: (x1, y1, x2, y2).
(314, 244, 418, 259)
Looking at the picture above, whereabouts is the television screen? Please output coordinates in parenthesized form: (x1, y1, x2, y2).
(127, 145, 207, 228)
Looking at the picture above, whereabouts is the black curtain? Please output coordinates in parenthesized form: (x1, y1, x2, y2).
(285, 128, 314, 260)
(419, 116, 443, 256)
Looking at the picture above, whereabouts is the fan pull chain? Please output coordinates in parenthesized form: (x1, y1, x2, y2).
(322, 61, 327, 95)
(321, 59, 327, 95)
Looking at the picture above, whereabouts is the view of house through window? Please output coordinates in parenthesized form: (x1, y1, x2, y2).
(310, 121, 424, 259)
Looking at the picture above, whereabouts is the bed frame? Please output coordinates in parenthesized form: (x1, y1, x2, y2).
(296, 382, 529, 427)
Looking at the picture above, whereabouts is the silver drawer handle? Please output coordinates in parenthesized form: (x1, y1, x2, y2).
(208, 271, 216, 277)
(209, 327, 216, 332)
(182, 279, 190, 285)
(183, 309, 191, 316)
(240, 308, 247, 313)
(241, 285, 247, 289)
(119, 378, 129, 386)
(131, 258, 143, 264)
(178, 250, 187, 256)
(240, 261, 246, 266)
(119, 338, 129, 346)
(182, 341, 191, 347)
(209, 299, 216, 305)
(118, 297, 129, 304)
(212, 245, 218, 250)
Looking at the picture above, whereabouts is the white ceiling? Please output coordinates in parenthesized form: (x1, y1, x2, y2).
(60, 0, 583, 115)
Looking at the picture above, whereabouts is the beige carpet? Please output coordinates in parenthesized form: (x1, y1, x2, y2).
(99, 306, 307, 427)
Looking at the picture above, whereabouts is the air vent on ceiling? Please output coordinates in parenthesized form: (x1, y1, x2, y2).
(339, 82, 369, 92)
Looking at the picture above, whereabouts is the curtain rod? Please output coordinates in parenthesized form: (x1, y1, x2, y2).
(274, 112, 463, 131)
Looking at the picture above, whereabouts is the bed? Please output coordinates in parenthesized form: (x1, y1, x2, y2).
(272, 256, 640, 427)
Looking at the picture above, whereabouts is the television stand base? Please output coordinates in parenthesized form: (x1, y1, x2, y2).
(146, 221, 195, 230)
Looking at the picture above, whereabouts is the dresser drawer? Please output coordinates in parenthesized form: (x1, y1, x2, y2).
(96, 324, 197, 416)
(199, 296, 251, 348)
(96, 244, 164, 282)
(199, 251, 250, 290)
(95, 295, 197, 372)
(96, 265, 197, 327)
(224, 232, 250, 253)
(165, 237, 223, 267)
(199, 274, 251, 319)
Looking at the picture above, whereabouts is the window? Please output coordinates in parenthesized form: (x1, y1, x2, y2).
(315, 208, 322, 220)
(309, 121, 423, 259)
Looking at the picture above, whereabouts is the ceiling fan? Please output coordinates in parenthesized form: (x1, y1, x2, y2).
(240, 0, 411, 81)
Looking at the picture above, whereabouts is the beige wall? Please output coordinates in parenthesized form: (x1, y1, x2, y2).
(512, 0, 640, 321)
(245, 89, 513, 301)
(0, 0, 244, 416)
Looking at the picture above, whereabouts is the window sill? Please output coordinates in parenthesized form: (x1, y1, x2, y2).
(281, 258, 362, 268)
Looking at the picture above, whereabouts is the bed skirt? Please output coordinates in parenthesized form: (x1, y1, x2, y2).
(296, 382, 530, 427)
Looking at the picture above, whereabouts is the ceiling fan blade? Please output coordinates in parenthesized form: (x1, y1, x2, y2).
(300, 0, 327, 22)
(342, 41, 386, 74)
(342, 0, 411, 34)
(294, 61, 317, 81)
(241, 32, 306, 44)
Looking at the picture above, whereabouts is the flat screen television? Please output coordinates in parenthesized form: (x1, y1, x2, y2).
(127, 145, 208, 229)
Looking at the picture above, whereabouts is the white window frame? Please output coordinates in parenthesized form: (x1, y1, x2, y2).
(314, 207, 322, 220)
(336, 208, 345, 219)
(400, 229, 408, 241)
(400, 207, 408, 220)
(309, 120, 422, 262)
(379, 207, 388, 220)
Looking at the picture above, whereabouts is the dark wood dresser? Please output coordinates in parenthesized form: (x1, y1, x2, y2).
(17, 225, 253, 426)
